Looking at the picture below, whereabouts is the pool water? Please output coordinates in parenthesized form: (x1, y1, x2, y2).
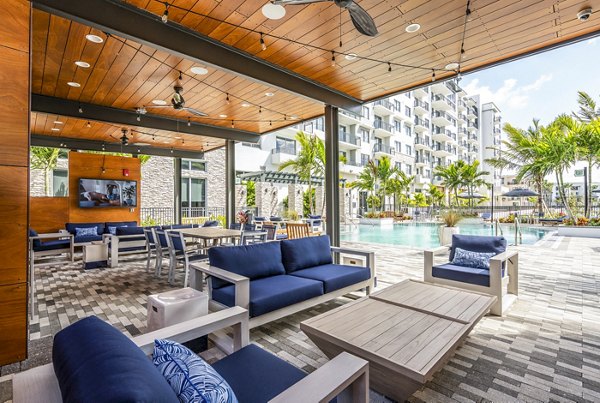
(340, 223, 550, 248)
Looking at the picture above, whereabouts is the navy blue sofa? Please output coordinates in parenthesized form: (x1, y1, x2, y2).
(12, 308, 369, 403)
(193, 235, 375, 328)
(65, 221, 138, 245)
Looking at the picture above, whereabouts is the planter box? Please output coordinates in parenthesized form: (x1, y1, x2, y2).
(359, 218, 395, 227)
(556, 226, 600, 238)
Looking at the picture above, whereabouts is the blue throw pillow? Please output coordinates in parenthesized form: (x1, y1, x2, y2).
(108, 226, 120, 235)
(75, 227, 98, 237)
(452, 247, 496, 270)
(153, 339, 238, 403)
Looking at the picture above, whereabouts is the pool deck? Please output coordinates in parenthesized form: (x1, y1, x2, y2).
(1, 232, 600, 402)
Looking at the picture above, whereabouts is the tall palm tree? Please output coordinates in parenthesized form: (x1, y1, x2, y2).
(388, 171, 414, 213)
(434, 160, 466, 206)
(349, 160, 378, 214)
(461, 160, 490, 208)
(573, 91, 600, 123)
(374, 156, 398, 210)
(427, 184, 446, 209)
(485, 120, 550, 217)
(31, 147, 62, 196)
(278, 131, 325, 214)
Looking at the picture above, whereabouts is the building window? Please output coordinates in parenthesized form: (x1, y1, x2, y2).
(242, 142, 261, 148)
(182, 159, 207, 171)
(315, 118, 324, 131)
(181, 177, 206, 208)
(304, 122, 314, 133)
(405, 106, 412, 117)
(405, 92, 412, 99)
(404, 126, 412, 137)
(360, 128, 370, 143)
(405, 145, 412, 155)
(275, 137, 296, 154)
(361, 106, 370, 119)
(52, 169, 68, 196)
(406, 165, 412, 175)
(394, 100, 401, 111)
(395, 141, 402, 153)
(361, 153, 370, 166)
(395, 162, 402, 171)
(339, 125, 348, 135)
(394, 120, 402, 132)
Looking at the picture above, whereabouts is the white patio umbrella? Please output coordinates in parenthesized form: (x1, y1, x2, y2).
(502, 188, 540, 216)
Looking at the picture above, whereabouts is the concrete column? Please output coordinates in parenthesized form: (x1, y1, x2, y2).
(173, 158, 182, 224)
(339, 187, 347, 223)
(254, 182, 267, 217)
(324, 105, 340, 246)
(235, 184, 246, 212)
(315, 185, 325, 216)
(287, 183, 303, 215)
(225, 140, 236, 227)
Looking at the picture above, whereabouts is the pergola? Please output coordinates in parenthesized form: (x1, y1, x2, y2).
(1, 0, 600, 365)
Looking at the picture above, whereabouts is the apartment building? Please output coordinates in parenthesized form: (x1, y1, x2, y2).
(480, 101, 503, 194)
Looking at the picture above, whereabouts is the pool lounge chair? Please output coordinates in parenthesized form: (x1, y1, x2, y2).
(539, 217, 564, 226)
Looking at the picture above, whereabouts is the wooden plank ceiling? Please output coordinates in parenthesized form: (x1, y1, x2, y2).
(32, 0, 600, 147)
(31, 112, 225, 152)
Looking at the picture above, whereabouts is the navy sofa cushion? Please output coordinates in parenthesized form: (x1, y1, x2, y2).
(212, 344, 305, 403)
(65, 222, 104, 236)
(432, 263, 491, 287)
(281, 235, 333, 273)
(115, 226, 145, 236)
(449, 234, 506, 261)
(74, 234, 103, 243)
(211, 275, 323, 317)
(34, 239, 71, 252)
(209, 242, 286, 289)
(104, 221, 137, 234)
(29, 228, 41, 248)
(202, 220, 219, 227)
(290, 264, 370, 293)
(52, 316, 178, 403)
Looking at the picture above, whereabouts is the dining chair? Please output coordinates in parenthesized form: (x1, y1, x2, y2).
(261, 224, 278, 241)
(142, 227, 157, 273)
(286, 223, 310, 239)
(152, 228, 171, 277)
(166, 231, 208, 287)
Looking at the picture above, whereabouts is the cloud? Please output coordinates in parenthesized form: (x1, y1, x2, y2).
(462, 74, 553, 109)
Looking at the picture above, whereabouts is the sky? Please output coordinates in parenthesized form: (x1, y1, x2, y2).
(461, 36, 600, 129)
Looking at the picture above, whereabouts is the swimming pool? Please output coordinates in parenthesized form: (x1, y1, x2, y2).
(340, 222, 551, 248)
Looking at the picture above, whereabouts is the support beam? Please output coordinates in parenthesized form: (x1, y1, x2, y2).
(225, 140, 236, 228)
(324, 105, 340, 247)
(174, 158, 182, 225)
(32, 94, 259, 143)
(32, 0, 362, 112)
(31, 134, 208, 159)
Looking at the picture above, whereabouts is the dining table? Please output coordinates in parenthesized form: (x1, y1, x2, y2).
(173, 227, 268, 246)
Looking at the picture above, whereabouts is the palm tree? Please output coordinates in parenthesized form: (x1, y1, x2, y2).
(434, 160, 466, 206)
(573, 91, 600, 123)
(388, 171, 414, 213)
(427, 184, 446, 209)
(278, 131, 325, 214)
(31, 147, 62, 196)
(374, 156, 398, 210)
(461, 160, 490, 208)
(485, 120, 550, 217)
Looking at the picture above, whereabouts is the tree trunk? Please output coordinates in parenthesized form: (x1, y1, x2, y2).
(536, 178, 543, 218)
(587, 158, 593, 218)
(557, 171, 575, 219)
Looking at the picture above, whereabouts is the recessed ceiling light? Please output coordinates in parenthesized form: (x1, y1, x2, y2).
(241, 102, 250, 107)
(51, 128, 60, 131)
(190, 66, 209, 75)
(152, 99, 168, 105)
(67, 82, 81, 87)
(85, 34, 104, 43)
(174, 136, 182, 139)
(75, 61, 90, 68)
(53, 121, 63, 125)
(265, 92, 274, 97)
(445, 62, 460, 70)
(290, 115, 299, 120)
(219, 114, 228, 118)
(345, 53, 357, 61)
(405, 23, 421, 33)
(261, 3, 286, 20)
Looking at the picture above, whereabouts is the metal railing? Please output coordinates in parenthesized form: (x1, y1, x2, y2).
(373, 143, 395, 155)
(339, 132, 361, 146)
(272, 145, 296, 155)
(413, 99, 430, 111)
(373, 99, 396, 112)
(373, 120, 394, 132)
(141, 206, 226, 225)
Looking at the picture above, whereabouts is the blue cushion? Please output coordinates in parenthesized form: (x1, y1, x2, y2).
(66, 222, 105, 236)
(209, 242, 286, 289)
(449, 234, 506, 261)
(269, 217, 283, 222)
(253, 217, 266, 222)
(275, 234, 288, 240)
(452, 247, 496, 270)
(104, 221, 137, 234)
(74, 234, 103, 244)
(211, 275, 323, 317)
(170, 224, 194, 229)
(153, 339, 238, 403)
(115, 226, 145, 236)
(212, 344, 305, 403)
(34, 239, 71, 252)
(29, 228, 41, 248)
(75, 227, 99, 237)
(290, 264, 370, 293)
(202, 220, 219, 227)
(52, 316, 178, 403)
(280, 235, 333, 273)
(432, 263, 491, 287)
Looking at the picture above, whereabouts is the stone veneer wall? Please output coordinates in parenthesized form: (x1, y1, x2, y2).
(30, 159, 68, 197)
(141, 156, 174, 208)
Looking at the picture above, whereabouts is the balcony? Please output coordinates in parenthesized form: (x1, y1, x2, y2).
(339, 109, 362, 125)
(373, 120, 394, 137)
(373, 99, 396, 114)
(494, 128, 502, 135)
(415, 155, 431, 166)
(431, 110, 457, 127)
(413, 99, 430, 115)
(458, 113, 467, 121)
(373, 143, 395, 157)
(467, 133, 478, 143)
(415, 173, 431, 184)
(271, 146, 296, 164)
(339, 132, 361, 149)
(413, 116, 430, 132)
(414, 136, 431, 150)
(431, 81, 452, 96)
(467, 107, 477, 119)
(414, 86, 429, 98)
(340, 159, 362, 174)
(467, 121, 478, 131)
(432, 143, 452, 157)
(431, 94, 456, 111)
(458, 100, 467, 111)
(432, 126, 456, 142)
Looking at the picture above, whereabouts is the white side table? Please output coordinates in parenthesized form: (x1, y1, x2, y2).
(82, 241, 108, 270)
(147, 287, 208, 332)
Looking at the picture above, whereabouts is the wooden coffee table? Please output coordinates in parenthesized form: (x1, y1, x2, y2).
(301, 279, 496, 402)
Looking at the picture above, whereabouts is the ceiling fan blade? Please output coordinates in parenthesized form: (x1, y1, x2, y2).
(272, 0, 329, 5)
(182, 107, 208, 117)
(345, 1, 378, 36)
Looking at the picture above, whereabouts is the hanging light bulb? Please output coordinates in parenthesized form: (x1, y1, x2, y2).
(101, 143, 105, 151)
(161, 3, 169, 23)
(231, 120, 235, 128)
(86, 121, 91, 128)
(259, 106, 262, 114)
(226, 93, 230, 105)
(136, 114, 141, 122)
(78, 104, 83, 113)
(170, 148, 174, 154)
(182, 138, 185, 145)
(283, 114, 287, 121)
(387, 62, 392, 75)
(260, 33, 267, 51)
(431, 69, 436, 82)
(187, 117, 191, 127)
(331, 51, 336, 67)
(269, 120, 272, 126)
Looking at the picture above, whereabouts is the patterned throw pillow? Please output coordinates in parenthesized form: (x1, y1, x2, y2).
(108, 226, 126, 235)
(452, 247, 496, 270)
(75, 227, 98, 237)
(153, 339, 238, 403)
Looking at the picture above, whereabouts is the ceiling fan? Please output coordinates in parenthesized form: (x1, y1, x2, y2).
(271, 0, 378, 37)
(109, 128, 131, 146)
(145, 83, 208, 117)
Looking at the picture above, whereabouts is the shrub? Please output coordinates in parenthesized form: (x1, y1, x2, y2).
(441, 210, 462, 227)
(283, 209, 299, 221)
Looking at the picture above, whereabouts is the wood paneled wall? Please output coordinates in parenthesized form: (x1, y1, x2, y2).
(30, 197, 69, 233)
(0, 0, 30, 366)
(68, 152, 141, 224)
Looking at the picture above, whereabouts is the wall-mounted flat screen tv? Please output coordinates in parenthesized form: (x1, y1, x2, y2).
(79, 178, 138, 208)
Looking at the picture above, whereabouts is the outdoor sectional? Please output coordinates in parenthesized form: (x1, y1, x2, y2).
(190, 235, 375, 328)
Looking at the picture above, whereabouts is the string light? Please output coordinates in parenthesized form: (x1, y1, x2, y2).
(259, 106, 262, 114)
(226, 93, 230, 104)
(431, 69, 436, 82)
(269, 120, 272, 126)
(161, 3, 169, 23)
(387, 62, 392, 75)
(187, 117, 191, 126)
(78, 104, 83, 113)
(136, 113, 141, 122)
(330, 51, 336, 67)
(231, 120, 235, 128)
(259, 32, 267, 51)
(86, 121, 91, 128)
